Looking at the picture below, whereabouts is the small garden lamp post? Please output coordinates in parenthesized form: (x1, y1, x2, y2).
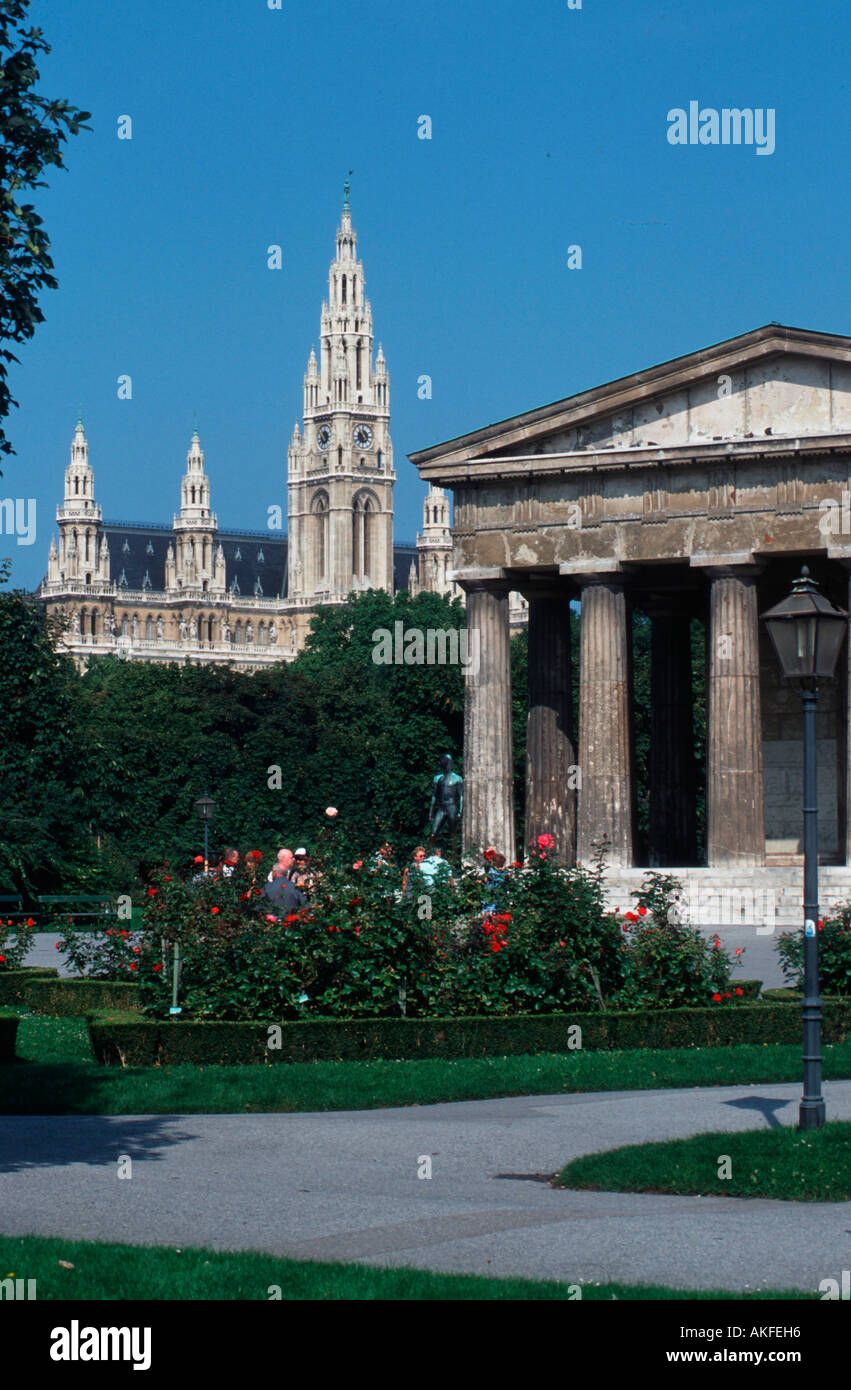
(195, 792, 216, 874)
(761, 567, 848, 1130)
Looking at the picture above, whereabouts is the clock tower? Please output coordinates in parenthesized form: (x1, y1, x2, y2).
(287, 184, 395, 602)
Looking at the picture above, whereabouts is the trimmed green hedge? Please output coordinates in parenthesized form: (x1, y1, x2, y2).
(761, 988, 802, 1003)
(23, 979, 141, 1016)
(85, 1000, 851, 1067)
(0, 967, 59, 1005)
(0, 1012, 19, 1061)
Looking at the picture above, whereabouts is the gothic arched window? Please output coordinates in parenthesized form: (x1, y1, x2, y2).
(312, 492, 329, 583)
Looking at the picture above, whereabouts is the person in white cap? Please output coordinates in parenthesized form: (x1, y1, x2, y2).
(291, 848, 314, 895)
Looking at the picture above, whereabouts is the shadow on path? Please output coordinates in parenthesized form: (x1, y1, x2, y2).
(722, 1095, 795, 1129)
(0, 1111, 194, 1175)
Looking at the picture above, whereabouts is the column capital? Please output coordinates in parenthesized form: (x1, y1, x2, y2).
(689, 551, 764, 578)
(451, 567, 510, 595)
(516, 575, 577, 603)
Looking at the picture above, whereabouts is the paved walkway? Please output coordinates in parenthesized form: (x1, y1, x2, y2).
(2, 1081, 849, 1292)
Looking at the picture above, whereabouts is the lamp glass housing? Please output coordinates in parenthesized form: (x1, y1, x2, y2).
(761, 570, 848, 684)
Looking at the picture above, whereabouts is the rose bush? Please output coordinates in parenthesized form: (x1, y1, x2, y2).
(123, 838, 741, 1020)
(777, 909, 851, 996)
(0, 915, 36, 970)
(616, 873, 734, 1009)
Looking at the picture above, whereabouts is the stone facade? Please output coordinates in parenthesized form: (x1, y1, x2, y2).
(410, 323, 851, 875)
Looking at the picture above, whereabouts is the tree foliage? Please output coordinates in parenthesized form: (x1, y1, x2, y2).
(0, 0, 90, 460)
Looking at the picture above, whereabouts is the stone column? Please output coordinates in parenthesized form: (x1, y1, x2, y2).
(706, 567, 765, 866)
(646, 596, 697, 866)
(524, 587, 576, 864)
(577, 576, 634, 866)
(461, 580, 515, 861)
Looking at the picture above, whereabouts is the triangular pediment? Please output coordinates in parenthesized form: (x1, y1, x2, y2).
(411, 325, 851, 470)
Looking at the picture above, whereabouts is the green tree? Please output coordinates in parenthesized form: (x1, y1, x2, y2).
(0, 1, 90, 460)
(0, 562, 90, 893)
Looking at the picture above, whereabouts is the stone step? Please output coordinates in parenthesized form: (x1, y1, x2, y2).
(599, 866, 851, 928)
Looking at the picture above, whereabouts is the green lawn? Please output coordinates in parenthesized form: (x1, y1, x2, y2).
(0, 1233, 815, 1300)
(2, 1010, 851, 1114)
(556, 1122, 851, 1202)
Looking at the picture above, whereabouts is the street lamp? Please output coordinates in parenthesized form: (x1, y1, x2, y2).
(194, 792, 216, 874)
(761, 567, 848, 1131)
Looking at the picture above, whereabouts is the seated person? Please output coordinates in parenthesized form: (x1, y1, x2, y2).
(262, 868, 306, 916)
(221, 847, 240, 878)
(290, 848, 314, 895)
(419, 847, 452, 889)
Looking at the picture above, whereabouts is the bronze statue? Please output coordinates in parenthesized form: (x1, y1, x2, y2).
(429, 754, 463, 845)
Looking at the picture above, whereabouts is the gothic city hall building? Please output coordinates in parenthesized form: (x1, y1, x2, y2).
(40, 192, 457, 670)
(412, 323, 851, 915)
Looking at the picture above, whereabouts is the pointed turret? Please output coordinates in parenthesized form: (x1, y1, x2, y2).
(52, 418, 105, 586)
(172, 430, 224, 593)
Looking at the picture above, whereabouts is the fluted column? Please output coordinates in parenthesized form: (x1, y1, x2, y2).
(647, 597, 697, 865)
(577, 577, 634, 866)
(525, 588, 576, 864)
(706, 567, 765, 866)
(461, 580, 515, 861)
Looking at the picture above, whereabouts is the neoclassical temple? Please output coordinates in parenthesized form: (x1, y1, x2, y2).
(411, 324, 851, 880)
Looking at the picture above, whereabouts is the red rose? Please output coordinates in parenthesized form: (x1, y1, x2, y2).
(153, 963, 163, 973)
(285, 914, 298, 924)
(106, 929, 113, 936)
(625, 912, 638, 923)
(164, 875, 171, 882)
(251, 850, 262, 860)
(129, 963, 137, 971)
(637, 906, 647, 916)
(194, 856, 204, 864)
(558, 940, 566, 947)
(352, 860, 363, 871)
(724, 992, 731, 999)
(133, 946, 141, 954)
(348, 897, 361, 908)
(211, 907, 220, 915)
(0, 955, 5, 964)
(120, 931, 128, 937)
(622, 924, 629, 932)
(265, 914, 277, 923)
(735, 987, 743, 996)
(712, 993, 722, 1002)
(147, 888, 156, 897)
(818, 919, 824, 928)
(26, 917, 35, 927)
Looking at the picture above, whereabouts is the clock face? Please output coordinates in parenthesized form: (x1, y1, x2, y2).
(353, 423, 374, 449)
(316, 424, 332, 450)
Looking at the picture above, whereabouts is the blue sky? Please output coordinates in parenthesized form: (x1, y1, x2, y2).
(3, 0, 850, 589)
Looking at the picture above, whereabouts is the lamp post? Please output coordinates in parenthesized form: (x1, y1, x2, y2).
(195, 793, 216, 874)
(761, 567, 848, 1131)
